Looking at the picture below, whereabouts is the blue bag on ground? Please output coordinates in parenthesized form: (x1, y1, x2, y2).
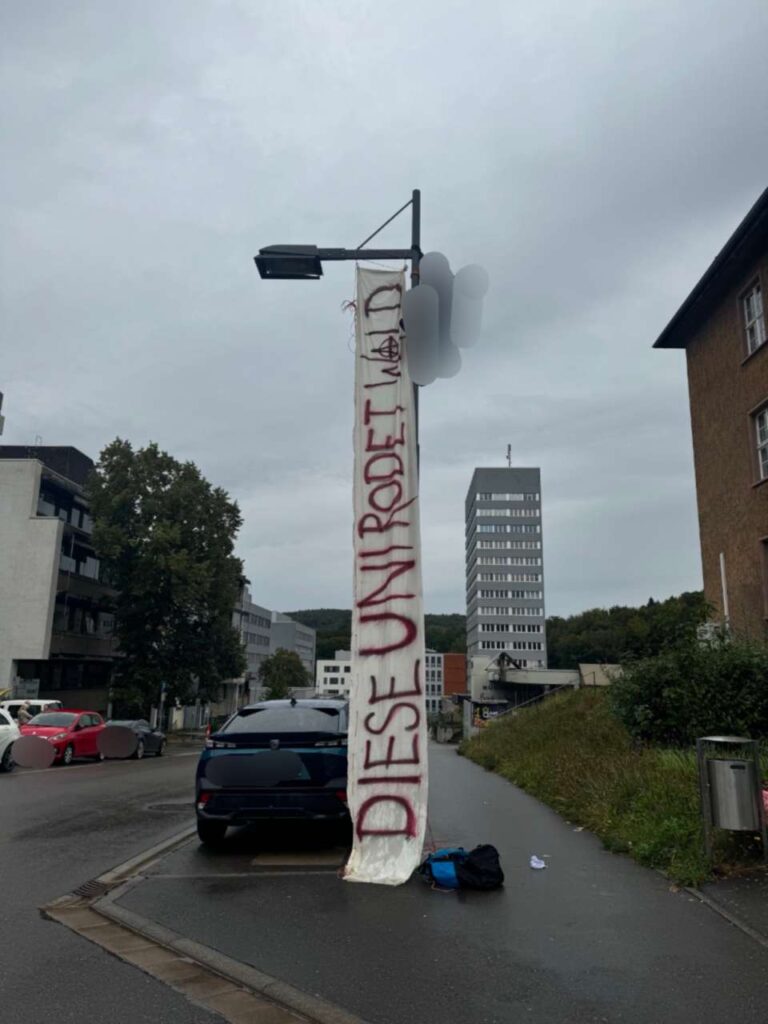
(419, 844, 504, 890)
(419, 847, 467, 889)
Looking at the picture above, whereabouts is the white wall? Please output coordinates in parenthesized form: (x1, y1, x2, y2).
(315, 659, 353, 698)
(468, 655, 578, 700)
(0, 461, 61, 685)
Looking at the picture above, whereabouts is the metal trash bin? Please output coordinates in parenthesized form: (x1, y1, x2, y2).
(696, 736, 767, 863)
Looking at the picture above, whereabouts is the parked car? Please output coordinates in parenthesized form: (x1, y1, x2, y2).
(0, 699, 63, 721)
(21, 710, 105, 765)
(104, 719, 166, 758)
(195, 698, 349, 845)
(0, 708, 20, 772)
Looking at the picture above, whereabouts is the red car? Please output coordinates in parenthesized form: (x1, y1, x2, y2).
(21, 709, 106, 765)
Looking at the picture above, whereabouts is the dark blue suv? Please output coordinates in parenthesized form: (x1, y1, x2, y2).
(195, 698, 349, 845)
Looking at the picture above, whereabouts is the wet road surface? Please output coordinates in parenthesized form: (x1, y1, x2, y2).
(114, 743, 768, 1024)
(1, 750, 221, 1024)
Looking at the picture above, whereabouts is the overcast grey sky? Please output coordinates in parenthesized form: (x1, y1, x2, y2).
(2, 0, 767, 617)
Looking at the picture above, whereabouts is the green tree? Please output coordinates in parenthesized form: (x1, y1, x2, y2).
(611, 634, 768, 744)
(258, 648, 309, 700)
(87, 439, 246, 711)
(546, 592, 708, 668)
(287, 608, 468, 656)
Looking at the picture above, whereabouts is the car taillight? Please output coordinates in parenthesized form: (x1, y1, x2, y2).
(205, 737, 235, 749)
(197, 792, 212, 811)
(336, 790, 348, 805)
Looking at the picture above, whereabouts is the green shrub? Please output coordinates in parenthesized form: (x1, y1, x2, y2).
(610, 635, 768, 746)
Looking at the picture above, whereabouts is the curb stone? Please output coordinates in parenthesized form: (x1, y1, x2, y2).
(684, 885, 768, 950)
(40, 827, 372, 1024)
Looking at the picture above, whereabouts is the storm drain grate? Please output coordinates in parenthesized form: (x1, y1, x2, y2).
(71, 879, 113, 899)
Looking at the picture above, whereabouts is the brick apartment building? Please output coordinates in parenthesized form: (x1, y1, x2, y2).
(654, 187, 768, 638)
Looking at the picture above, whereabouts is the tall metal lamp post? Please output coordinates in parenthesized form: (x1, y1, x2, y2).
(254, 189, 424, 440)
(254, 189, 422, 289)
(254, 190, 487, 441)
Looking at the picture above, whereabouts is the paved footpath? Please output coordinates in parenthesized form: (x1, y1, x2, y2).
(115, 742, 768, 1024)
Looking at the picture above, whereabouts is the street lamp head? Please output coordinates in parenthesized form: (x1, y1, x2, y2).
(254, 245, 324, 280)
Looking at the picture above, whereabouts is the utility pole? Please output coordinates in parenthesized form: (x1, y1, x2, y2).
(411, 189, 421, 470)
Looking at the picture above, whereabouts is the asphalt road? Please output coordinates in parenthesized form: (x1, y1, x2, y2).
(118, 743, 768, 1024)
(1, 750, 221, 1024)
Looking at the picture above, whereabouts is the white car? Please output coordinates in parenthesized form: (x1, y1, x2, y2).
(0, 708, 20, 772)
(0, 698, 63, 721)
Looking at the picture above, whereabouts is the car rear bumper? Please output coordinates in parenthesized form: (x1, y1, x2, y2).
(197, 790, 349, 824)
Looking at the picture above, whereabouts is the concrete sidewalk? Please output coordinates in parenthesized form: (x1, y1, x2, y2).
(109, 742, 768, 1024)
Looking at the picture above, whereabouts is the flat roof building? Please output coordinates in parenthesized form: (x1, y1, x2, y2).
(0, 446, 118, 711)
(465, 467, 547, 667)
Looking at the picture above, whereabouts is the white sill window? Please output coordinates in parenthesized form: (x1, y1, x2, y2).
(744, 282, 766, 356)
(756, 407, 768, 482)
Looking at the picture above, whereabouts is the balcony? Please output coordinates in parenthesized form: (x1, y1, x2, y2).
(58, 569, 117, 599)
(49, 631, 119, 659)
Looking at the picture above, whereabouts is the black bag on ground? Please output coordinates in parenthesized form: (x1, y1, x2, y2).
(454, 844, 504, 890)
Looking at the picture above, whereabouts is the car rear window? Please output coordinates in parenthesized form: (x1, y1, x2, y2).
(27, 712, 77, 727)
(221, 707, 343, 735)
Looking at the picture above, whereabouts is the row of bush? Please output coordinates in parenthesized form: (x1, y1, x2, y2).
(610, 634, 768, 745)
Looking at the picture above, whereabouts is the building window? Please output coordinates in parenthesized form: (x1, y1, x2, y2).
(756, 406, 768, 481)
(743, 281, 766, 356)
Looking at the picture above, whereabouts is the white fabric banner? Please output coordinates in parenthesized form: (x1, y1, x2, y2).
(344, 267, 428, 886)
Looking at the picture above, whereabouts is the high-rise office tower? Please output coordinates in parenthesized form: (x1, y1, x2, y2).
(465, 468, 547, 667)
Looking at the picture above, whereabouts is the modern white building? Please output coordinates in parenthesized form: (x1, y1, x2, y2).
(270, 612, 316, 678)
(229, 585, 273, 705)
(314, 649, 444, 712)
(0, 458, 61, 690)
(0, 447, 118, 711)
(465, 468, 547, 667)
(315, 650, 352, 698)
(425, 650, 444, 715)
(216, 595, 318, 713)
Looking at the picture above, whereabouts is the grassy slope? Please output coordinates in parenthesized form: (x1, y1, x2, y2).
(461, 689, 765, 885)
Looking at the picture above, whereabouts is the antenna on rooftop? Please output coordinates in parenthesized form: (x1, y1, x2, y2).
(506, 444, 511, 468)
